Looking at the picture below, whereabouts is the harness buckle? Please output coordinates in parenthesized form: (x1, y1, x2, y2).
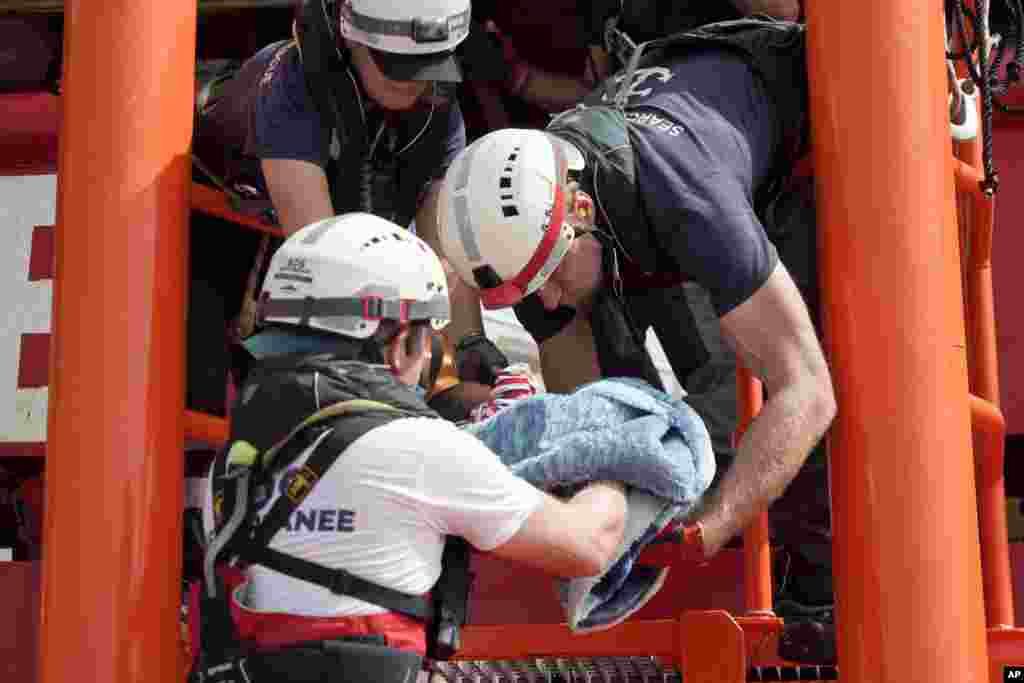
(362, 296, 384, 321)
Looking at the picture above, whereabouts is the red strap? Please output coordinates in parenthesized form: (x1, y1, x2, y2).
(229, 582, 427, 654)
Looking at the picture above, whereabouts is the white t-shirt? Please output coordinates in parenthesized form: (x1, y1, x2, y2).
(203, 416, 542, 617)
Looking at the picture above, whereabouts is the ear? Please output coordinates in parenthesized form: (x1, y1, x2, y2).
(384, 325, 409, 371)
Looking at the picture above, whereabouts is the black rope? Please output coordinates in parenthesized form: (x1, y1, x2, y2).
(978, 0, 999, 194)
(947, 0, 1024, 194)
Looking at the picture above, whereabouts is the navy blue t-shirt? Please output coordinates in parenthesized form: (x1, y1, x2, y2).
(601, 50, 780, 316)
(202, 41, 466, 217)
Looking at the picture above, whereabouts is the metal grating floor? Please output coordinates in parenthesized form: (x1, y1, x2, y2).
(431, 659, 839, 682)
(431, 657, 681, 683)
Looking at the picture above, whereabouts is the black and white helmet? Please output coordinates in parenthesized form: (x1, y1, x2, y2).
(338, 0, 470, 82)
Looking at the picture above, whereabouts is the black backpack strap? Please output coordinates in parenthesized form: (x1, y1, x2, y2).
(294, 0, 351, 150)
(242, 405, 439, 622)
(426, 537, 474, 661)
(249, 408, 399, 549)
(294, 0, 370, 213)
(247, 546, 433, 622)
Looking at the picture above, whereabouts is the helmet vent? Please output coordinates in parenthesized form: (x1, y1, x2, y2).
(499, 145, 522, 218)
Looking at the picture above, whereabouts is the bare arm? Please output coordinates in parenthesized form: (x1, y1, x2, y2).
(261, 158, 334, 236)
(693, 262, 836, 556)
(489, 480, 627, 577)
(729, 0, 800, 20)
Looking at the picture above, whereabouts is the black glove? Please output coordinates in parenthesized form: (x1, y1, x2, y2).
(454, 333, 508, 387)
(579, 0, 622, 47)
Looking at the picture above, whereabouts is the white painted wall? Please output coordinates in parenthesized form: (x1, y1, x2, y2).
(0, 174, 56, 444)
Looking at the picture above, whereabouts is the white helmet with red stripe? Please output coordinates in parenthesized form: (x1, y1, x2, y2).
(437, 128, 585, 309)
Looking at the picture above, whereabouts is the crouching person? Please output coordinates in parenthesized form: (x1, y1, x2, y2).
(193, 213, 627, 683)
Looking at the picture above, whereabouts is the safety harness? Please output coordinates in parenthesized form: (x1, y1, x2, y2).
(515, 19, 809, 390)
(190, 358, 473, 682)
(562, 17, 809, 277)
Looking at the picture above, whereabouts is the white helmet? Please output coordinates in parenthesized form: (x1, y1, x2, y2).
(438, 128, 586, 309)
(339, 0, 470, 82)
(257, 213, 450, 340)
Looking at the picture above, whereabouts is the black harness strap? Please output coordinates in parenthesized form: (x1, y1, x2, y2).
(238, 406, 433, 621)
(425, 536, 473, 661)
(248, 410, 397, 549)
(203, 363, 474, 666)
(248, 546, 432, 622)
(294, 0, 371, 214)
(294, 0, 358, 154)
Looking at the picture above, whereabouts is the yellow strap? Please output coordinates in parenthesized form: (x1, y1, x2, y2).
(226, 440, 261, 467)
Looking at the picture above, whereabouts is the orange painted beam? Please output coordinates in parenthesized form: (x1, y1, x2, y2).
(972, 395, 1014, 628)
(806, 2, 990, 683)
(453, 614, 780, 666)
(679, 611, 747, 683)
(189, 181, 285, 239)
(953, 96, 1014, 628)
(39, 2, 196, 683)
(185, 409, 229, 449)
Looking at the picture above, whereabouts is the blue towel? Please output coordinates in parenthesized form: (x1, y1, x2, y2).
(463, 377, 715, 631)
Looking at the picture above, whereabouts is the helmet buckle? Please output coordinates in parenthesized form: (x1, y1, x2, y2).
(361, 296, 384, 321)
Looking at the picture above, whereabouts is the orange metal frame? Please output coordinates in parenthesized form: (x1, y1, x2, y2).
(38, 2, 197, 683)
(36, 1, 1024, 682)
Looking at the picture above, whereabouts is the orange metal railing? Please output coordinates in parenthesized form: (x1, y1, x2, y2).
(954, 150, 1014, 629)
(736, 367, 774, 617)
(177, 7, 1020, 682)
(41, 3, 197, 683)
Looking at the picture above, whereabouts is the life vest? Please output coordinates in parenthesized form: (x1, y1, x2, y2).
(631, 18, 809, 189)
(191, 357, 473, 682)
(613, 0, 742, 46)
(537, 20, 808, 389)
(551, 18, 809, 280)
(294, 0, 440, 227)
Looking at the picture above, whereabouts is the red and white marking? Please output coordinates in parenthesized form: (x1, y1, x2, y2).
(0, 174, 56, 449)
